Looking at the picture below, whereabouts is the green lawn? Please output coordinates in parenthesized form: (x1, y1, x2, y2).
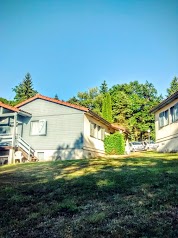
(1, 152, 178, 238)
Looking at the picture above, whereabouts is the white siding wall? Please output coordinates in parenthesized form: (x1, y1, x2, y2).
(155, 98, 178, 152)
(83, 114, 114, 157)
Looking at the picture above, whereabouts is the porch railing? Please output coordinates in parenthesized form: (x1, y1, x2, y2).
(17, 136, 35, 161)
(0, 134, 35, 161)
(0, 134, 13, 146)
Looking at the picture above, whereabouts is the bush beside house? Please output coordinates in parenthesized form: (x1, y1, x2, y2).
(104, 132, 125, 155)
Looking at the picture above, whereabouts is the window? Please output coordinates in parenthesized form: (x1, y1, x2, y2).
(90, 123, 95, 137)
(90, 122, 105, 140)
(97, 126, 101, 140)
(30, 119, 47, 136)
(159, 110, 169, 128)
(101, 128, 105, 141)
(164, 110, 169, 126)
(170, 103, 178, 123)
(37, 152, 44, 160)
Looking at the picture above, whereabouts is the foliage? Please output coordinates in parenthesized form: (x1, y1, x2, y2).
(110, 80, 162, 140)
(54, 94, 59, 100)
(0, 97, 10, 105)
(12, 73, 38, 103)
(67, 80, 162, 140)
(0, 97, 17, 106)
(100, 80, 108, 94)
(68, 87, 103, 115)
(167, 76, 178, 96)
(1, 152, 178, 237)
(104, 132, 125, 155)
(102, 92, 112, 122)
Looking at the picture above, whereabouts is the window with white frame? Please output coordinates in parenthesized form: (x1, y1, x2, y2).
(101, 128, 105, 141)
(170, 103, 178, 123)
(90, 123, 95, 137)
(30, 119, 47, 136)
(90, 122, 105, 140)
(159, 110, 169, 128)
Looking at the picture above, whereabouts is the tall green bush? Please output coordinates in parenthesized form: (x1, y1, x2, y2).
(104, 132, 125, 155)
(102, 92, 112, 122)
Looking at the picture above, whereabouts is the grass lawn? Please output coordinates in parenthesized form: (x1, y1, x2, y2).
(1, 152, 178, 238)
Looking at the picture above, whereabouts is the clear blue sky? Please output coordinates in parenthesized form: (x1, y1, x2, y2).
(0, 0, 178, 101)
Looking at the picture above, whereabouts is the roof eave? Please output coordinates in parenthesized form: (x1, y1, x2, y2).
(150, 91, 178, 113)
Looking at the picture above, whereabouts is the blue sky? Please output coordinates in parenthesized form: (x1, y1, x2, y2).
(0, 0, 178, 101)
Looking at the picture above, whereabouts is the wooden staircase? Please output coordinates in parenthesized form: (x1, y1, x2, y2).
(17, 136, 38, 162)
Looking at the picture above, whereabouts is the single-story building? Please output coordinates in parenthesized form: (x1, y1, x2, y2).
(151, 91, 178, 152)
(0, 94, 125, 164)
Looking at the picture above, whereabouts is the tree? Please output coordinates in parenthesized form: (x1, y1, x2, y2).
(0, 97, 10, 105)
(12, 73, 38, 103)
(68, 87, 103, 116)
(167, 77, 178, 96)
(100, 80, 108, 94)
(102, 92, 112, 122)
(54, 94, 59, 100)
(110, 80, 162, 140)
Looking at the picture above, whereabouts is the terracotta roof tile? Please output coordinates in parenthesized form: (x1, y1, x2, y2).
(0, 102, 19, 112)
(111, 123, 127, 132)
(15, 94, 89, 112)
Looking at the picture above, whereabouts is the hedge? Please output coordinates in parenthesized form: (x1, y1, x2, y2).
(104, 132, 125, 155)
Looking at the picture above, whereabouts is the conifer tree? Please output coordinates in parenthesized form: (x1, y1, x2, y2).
(12, 73, 38, 102)
(102, 92, 112, 122)
(54, 94, 59, 100)
(167, 76, 178, 96)
(100, 80, 108, 94)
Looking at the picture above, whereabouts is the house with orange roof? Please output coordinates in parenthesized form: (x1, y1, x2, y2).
(0, 94, 124, 164)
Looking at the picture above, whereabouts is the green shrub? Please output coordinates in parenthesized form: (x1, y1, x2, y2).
(104, 132, 125, 155)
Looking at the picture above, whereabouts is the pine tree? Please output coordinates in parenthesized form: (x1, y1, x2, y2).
(13, 73, 38, 102)
(102, 92, 112, 122)
(100, 80, 108, 94)
(167, 77, 178, 96)
(54, 94, 59, 100)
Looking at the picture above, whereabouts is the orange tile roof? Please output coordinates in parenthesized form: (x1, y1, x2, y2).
(15, 94, 89, 112)
(0, 101, 32, 116)
(0, 101, 19, 112)
(111, 123, 127, 132)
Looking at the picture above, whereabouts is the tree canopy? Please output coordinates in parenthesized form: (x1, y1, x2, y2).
(68, 80, 162, 140)
(2, 75, 164, 141)
(167, 76, 178, 96)
(68, 87, 103, 116)
(12, 73, 38, 103)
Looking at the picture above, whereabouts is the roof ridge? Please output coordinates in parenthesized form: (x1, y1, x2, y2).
(15, 94, 89, 112)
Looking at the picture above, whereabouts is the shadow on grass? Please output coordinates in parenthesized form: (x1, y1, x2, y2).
(1, 152, 178, 238)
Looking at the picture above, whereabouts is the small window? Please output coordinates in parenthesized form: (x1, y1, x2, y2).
(90, 122, 105, 140)
(170, 103, 178, 123)
(159, 110, 169, 128)
(101, 128, 105, 141)
(97, 126, 101, 140)
(30, 119, 47, 136)
(170, 106, 174, 123)
(159, 112, 164, 128)
(164, 110, 169, 126)
(37, 152, 44, 160)
(174, 103, 178, 121)
(90, 123, 95, 137)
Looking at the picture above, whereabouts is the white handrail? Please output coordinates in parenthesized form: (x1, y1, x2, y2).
(17, 136, 35, 158)
(0, 134, 13, 146)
